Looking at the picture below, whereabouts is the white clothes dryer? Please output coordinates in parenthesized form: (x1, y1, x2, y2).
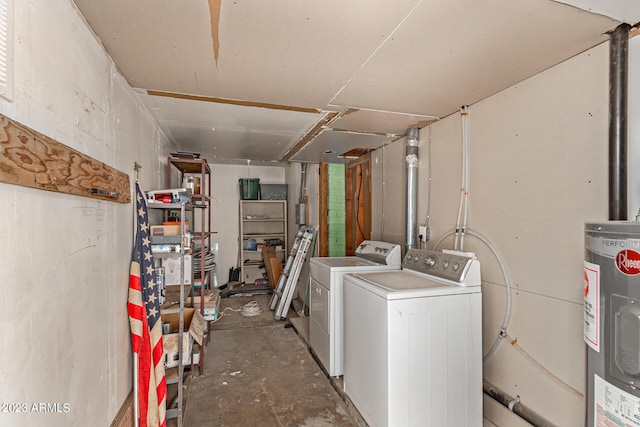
(309, 240, 401, 377)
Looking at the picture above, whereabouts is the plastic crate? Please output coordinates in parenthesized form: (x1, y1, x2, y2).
(260, 184, 288, 200)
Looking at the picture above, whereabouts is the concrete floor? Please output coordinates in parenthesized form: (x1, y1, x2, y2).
(180, 293, 509, 427)
(183, 294, 364, 426)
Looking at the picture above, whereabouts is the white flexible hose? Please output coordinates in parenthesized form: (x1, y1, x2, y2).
(423, 125, 432, 231)
(461, 106, 470, 251)
(455, 106, 471, 251)
(434, 228, 512, 362)
(454, 188, 464, 250)
(211, 300, 263, 323)
(239, 300, 262, 317)
(454, 108, 466, 250)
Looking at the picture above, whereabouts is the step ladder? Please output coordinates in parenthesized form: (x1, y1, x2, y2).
(268, 226, 308, 311)
(269, 226, 315, 320)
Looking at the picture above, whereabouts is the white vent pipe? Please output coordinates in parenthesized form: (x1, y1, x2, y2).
(405, 128, 420, 252)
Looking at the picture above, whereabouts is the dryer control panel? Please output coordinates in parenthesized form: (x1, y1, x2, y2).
(355, 240, 402, 266)
(402, 249, 481, 285)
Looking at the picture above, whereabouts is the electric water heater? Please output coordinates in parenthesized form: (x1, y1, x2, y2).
(585, 222, 640, 427)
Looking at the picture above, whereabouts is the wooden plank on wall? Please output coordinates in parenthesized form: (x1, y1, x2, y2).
(0, 114, 131, 203)
(346, 155, 371, 254)
(345, 166, 354, 255)
(362, 156, 372, 242)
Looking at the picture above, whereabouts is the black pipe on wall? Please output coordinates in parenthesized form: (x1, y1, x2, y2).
(609, 23, 631, 220)
(483, 382, 555, 427)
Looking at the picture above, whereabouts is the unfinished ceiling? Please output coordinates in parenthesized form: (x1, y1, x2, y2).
(73, 0, 622, 165)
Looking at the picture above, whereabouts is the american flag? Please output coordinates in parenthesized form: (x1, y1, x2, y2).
(128, 183, 167, 427)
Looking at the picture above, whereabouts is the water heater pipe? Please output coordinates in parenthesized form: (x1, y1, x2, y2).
(609, 23, 630, 220)
(483, 382, 554, 427)
(405, 128, 420, 252)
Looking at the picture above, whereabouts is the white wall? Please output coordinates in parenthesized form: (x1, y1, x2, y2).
(371, 42, 614, 426)
(209, 164, 285, 285)
(286, 163, 319, 303)
(0, 1, 172, 425)
(371, 140, 407, 247)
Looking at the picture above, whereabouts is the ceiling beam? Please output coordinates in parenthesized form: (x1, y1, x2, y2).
(146, 90, 320, 114)
(281, 108, 359, 161)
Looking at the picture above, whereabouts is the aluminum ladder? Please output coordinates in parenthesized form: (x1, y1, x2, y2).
(269, 226, 315, 319)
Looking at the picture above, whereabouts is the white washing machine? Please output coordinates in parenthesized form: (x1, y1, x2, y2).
(309, 240, 401, 377)
(343, 248, 483, 427)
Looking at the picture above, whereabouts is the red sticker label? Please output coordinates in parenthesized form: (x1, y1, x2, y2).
(616, 250, 640, 276)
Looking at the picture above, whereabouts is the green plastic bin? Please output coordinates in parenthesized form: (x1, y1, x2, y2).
(239, 178, 260, 200)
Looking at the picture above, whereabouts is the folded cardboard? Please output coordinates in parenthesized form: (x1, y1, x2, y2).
(161, 308, 205, 368)
(186, 289, 219, 305)
(159, 284, 193, 312)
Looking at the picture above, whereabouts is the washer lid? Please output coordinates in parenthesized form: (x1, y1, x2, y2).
(311, 256, 382, 269)
(347, 271, 480, 300)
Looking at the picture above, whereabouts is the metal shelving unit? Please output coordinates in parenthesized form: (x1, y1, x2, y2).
(167, 157, 212, 376)
(240, 200, 287, 285)
(149, 202, 189, 426)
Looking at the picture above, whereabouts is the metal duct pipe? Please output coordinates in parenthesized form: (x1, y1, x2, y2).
(609, 23, 630, 220)
(483, 382, 555, 427)
(296, 163, 308, 225)
(405, 128, 420, 252)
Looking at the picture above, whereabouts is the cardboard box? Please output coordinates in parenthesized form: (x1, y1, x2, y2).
(150, 222, 189, 236)
(161, 308, 205, 368)
(160, 285, 193, 312)
(186, 289, 219, 305)
(194, 301, 219, 321)
(162, 255, 192, 285)
(194, 291, 221, 321)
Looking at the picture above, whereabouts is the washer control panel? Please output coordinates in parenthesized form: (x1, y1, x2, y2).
(402, 248, 480, 285)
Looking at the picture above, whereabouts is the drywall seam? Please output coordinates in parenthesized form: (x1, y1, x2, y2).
(208, 0, 221, 66)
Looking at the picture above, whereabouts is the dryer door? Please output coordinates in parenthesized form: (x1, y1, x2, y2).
(309, 278, 331, 373)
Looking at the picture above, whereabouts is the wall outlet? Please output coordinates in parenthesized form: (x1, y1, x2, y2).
(419, 226, 428, 242)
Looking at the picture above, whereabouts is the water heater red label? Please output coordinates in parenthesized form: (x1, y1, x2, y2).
(616, 250, 640, 276)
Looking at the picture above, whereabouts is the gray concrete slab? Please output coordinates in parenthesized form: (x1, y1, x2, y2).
(181, 293, 501, 427)
(183, 294, 361, 426)
(209, 294, 283, 331)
